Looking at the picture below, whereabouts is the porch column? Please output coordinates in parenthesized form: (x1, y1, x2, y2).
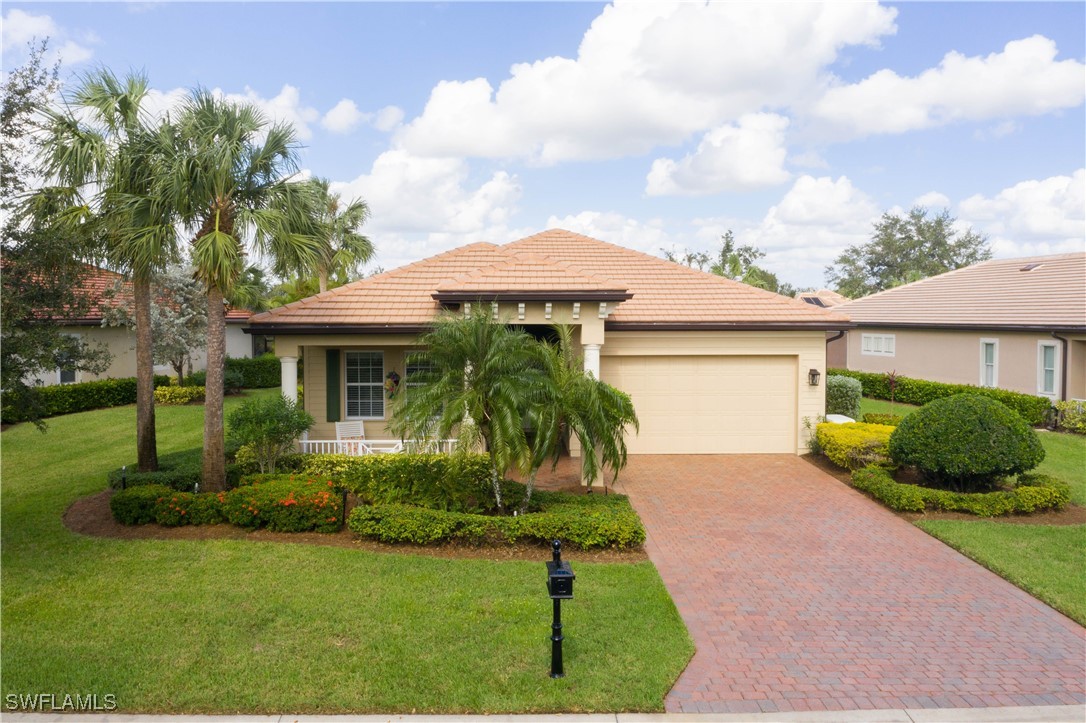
(280, 355, 298, 403)
(583, 343, 601, 379)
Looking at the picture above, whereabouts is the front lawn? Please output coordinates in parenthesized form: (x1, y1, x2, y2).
(1, 394, 692, 713)
(858, 396, 918, 419)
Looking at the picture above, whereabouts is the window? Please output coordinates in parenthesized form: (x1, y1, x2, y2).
(56, 334, 79, 384)
(345, 351, 384, 418)
(861, 333, 895, 357)
(1038, 342, 1059, 397)
(979, 339, 998, 388)
(252, 334, 274, 357)
(405, 353, 434, 391)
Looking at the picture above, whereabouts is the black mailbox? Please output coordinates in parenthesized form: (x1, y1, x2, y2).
(546, 540, 575, 599)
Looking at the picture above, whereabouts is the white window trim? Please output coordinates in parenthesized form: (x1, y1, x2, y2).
(1037, 341, 1060, 398)
(344, 350, 385, 420)
(861, 333, 896, 357)
(979, 338, 999, 388)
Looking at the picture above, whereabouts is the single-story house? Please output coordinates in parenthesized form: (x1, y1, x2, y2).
(246, 229, 850, 455)
(35, 266, 256, 386)
(827, 252, 1086, 401)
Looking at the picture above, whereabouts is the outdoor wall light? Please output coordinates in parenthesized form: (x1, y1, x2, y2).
(808, 368, 821, 386)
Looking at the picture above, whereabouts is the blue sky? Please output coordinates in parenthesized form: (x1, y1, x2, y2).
(3, 1, 1084, 289)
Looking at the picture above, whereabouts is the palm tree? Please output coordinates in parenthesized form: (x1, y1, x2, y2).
(389, 305, 551, 512)
(38, 69, 178, 471)
(526, 325, 638, 510)
(158, 91, 321, 491)
(302, 177, 373, 293)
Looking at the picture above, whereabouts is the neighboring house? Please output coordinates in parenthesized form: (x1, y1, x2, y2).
(797, 289, 849, 309)
(34, 266, 255, 386)
(246, 229, 849, 456)
(829, 252, 1086, 401)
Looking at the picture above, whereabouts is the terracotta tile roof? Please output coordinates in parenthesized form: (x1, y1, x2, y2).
(837, 252, 1086, 330)
(797, 289, 850, 308)
(248, 229, 850, 329)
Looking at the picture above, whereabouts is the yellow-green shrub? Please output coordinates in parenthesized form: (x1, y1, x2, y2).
(153, 385, 205, 405)
(815, 422, 895, 470)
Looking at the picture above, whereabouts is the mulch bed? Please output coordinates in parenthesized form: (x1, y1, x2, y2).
(803, 454, 1086, 526)
(63, 487, 647, 563)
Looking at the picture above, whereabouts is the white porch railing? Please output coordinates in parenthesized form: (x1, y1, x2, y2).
(297, 439, 459, 456)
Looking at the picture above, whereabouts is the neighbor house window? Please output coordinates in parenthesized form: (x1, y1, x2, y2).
(56, 334, 80, 384)
(346, 351, 384, 418)
(979, 339, 998, 388)
(1038, 342, 1059, 397)
(252, 334, 274, 357)
(861, 333, 895, 357)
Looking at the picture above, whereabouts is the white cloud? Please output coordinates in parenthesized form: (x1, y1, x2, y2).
(544, 211, 672, 256)
(913, 191, 951, 209)
(396, 1, 897, 163)
(321, 99, 365, 133)
(221, 85, 320, 140)
(812, 35, 1086, 138)
(1, 9, 95, 66)
(372, 105, 404, 132)
(973, 120, 1021, 141)
(789, 150, 829, 170)
(646, 113, 791, 196)
(959, 169, 1085, 257)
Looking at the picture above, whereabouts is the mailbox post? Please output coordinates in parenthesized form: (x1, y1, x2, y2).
(545, 539, 575, 678)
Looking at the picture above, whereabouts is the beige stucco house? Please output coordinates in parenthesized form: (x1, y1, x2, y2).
(828, 252, 1086, 401)
(246, 229, 850, 456)
(36, 266, 255, 386)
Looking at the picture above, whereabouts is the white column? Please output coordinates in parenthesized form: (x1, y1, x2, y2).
(280, 355, 298, 403)
(583, 343, 601, 379)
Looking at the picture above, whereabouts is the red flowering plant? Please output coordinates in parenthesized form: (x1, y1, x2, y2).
(224, 476, 343, 532)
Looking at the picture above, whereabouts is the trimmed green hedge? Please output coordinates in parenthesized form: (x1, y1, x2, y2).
(828, 368, 1052, 425)
(107, 448, 244, 492)
(826, 374, 862, 419)
(348, 487, 646, 550)
(851, 466, 1069, 517)
(110, 484, 175, 525)
(224, 476, 343, 532)
(816, 422, 895, 470)
(154, 385, 206, 405)
(1, 375, 172, 423)
(297, 453, 495, 513)
(1055, 400, 1086, 435)
(226, 354, 280, 389)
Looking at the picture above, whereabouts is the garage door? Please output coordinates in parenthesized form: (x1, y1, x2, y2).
(600, 355, 797, 454)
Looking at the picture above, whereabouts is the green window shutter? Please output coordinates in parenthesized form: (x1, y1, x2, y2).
(326, 350, 341, 422)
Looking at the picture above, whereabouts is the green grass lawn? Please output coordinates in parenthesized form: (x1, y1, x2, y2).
(1, 393, 692, 713)
(858, 397, 918, 418)
(916, 430, 1086, 626)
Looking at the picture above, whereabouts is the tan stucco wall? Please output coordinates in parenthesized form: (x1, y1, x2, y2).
(842, 328, 1086, 400)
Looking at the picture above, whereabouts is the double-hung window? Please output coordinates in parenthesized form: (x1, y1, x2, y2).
(861, 333, 895, 357)
(346, 351, 384, 418)
(979, 339, 998, 388)
(1038, 342, 1059, 398)
(405, 353, 435, 393)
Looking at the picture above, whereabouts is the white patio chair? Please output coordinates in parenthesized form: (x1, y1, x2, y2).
(335, 421, 370, 455)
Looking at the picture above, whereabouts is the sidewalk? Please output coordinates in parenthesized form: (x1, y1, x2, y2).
(4, 705, 1085, 723)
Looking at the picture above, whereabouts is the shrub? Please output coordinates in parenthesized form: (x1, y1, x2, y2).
(862, 413, 902, 426)
(224, 476, 343, 532)
(889, 395, 1045, 491)
(183, 370, 207, 387)
(1, 375, 172, 423)
(827, 368, 1052, 426)
(226, 395, 313, 473)
(1054, 400, 1086, 435)
(107, 448, 243, 492)
(223, 368, 245, 395)
(347, 490, 645, 550)
(851, 466, 1068, 517)
(815, 422, 895, 470)
(826, 375, 862, 419)
(226, 354, 280, 388)
(299, 453, 494, 512)
(110, 484, 174, 525)
(154, 385, 205, 405)
(152, 491, 227, 526)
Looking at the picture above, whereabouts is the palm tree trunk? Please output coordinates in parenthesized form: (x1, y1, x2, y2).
(202, 285, 227, 491)
(317, 268, 329, 293)
(134, 278, 158, 472)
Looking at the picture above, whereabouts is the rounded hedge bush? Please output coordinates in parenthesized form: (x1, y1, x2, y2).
(888, 394, 1044, 491)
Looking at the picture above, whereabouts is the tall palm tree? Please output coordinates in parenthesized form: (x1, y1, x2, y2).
(389, 304, 551, 512)
(39, 69, 178, 471)
(159, 91, 321, 491)
(527, 325, 638, 509)
(302, 177, 373, 292)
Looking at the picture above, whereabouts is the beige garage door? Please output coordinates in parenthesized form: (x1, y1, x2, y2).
(601, 355, 798, 454)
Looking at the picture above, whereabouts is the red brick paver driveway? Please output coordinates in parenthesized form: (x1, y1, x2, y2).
(617, 455, 1086, 715)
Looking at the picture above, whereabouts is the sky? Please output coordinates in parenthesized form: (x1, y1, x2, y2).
(2, 1, 1084, 290)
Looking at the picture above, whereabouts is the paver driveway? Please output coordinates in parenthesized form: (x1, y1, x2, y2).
(616, 455, 1086, 715)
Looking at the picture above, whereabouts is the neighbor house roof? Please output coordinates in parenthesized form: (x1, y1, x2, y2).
(39, 265, 252, 325)
(248, 229, 849, 332)
(797, 289, 850, 308)
(836, 252, 1086, 331)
